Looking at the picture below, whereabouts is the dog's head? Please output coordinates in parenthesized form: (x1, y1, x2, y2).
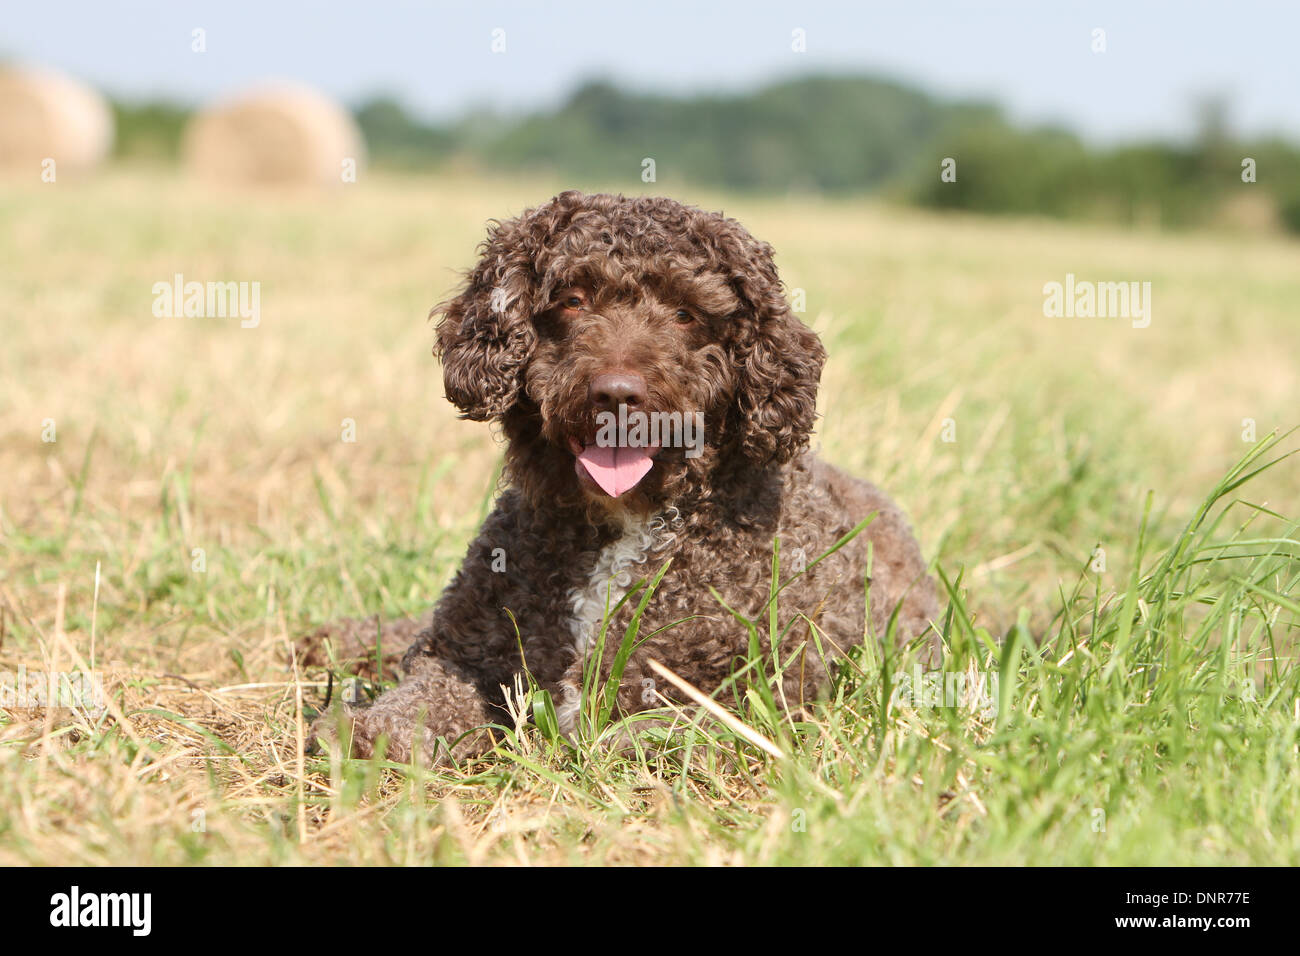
(432, 191, 825, 514)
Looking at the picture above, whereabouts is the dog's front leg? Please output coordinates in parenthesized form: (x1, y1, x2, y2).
(312, 654, 501, 764)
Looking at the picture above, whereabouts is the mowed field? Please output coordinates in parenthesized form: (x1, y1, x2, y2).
(1, 169, 1298, 865)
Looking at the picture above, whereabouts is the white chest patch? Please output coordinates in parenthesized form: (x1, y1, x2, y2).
(555, 509, 680, 736)
(567, 510, 679, 657)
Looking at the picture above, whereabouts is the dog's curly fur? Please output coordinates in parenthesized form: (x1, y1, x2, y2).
(311, 191, 938, 762)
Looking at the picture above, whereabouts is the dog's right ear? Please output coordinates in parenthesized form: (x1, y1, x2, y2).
(432, 217, 540, 421)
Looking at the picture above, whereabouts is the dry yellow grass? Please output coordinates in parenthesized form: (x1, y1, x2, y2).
(1, 170, 1297, 864)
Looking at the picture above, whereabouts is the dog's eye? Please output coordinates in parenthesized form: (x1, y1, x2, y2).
(675, 308, 693, 324)
(562, 295, 585, 311)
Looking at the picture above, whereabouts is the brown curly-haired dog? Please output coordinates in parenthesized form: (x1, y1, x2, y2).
(311, 190, 937, 762)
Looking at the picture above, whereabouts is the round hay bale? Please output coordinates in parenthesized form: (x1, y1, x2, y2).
(0, 64, 114, 172)
(182, 84, 365, 186)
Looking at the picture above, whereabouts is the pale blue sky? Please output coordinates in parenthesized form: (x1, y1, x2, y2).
(3, 0, 1296, 143)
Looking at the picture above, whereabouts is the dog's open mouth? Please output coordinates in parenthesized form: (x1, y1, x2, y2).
(568, 436, 657, 498)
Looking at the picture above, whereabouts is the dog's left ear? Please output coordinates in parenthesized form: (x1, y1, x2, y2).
(724, 232, 827, 466)
(432, 215, 541, 421)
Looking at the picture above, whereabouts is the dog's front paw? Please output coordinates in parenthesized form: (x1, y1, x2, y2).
(309, 702, 434, 763)
(307, 703, 364, 757)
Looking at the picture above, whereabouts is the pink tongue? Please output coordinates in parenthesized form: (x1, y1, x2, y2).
(577, 444, 655, 497)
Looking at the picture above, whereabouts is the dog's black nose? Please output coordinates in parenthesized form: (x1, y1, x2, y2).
(589, 371, 647, 410)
